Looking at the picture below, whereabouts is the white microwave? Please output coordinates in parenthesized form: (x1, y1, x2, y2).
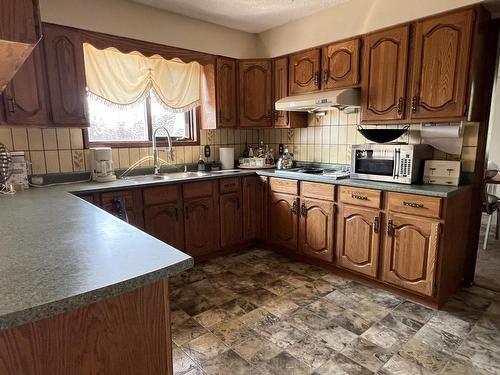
(350, 144, 433, 184)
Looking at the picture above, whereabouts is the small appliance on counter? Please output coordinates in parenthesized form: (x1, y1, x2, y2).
(350, 144, 433, 184)
(277, 148, 294, 169)
(220, 147, 234, 170)
(423, 160, 461, 186)
(7, 152, 29, 191)
(90, 147, 116, 182)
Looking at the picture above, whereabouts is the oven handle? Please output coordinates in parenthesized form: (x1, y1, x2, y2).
(393, 148, 401, 179)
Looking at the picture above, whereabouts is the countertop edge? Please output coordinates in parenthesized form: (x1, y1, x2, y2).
(0, 256, 193, 332)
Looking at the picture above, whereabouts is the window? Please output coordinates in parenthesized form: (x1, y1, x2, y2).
(87, 91, 198, 146)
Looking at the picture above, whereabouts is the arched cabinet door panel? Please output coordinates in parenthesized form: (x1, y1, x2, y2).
(289, 49, 321, 95)
(409, 9, 474, 120)
(382, 213, 440, 296)
(361, 25, 409, 123)
(322, 38, 360, 90)
(337, 204, 380, 277)
(216, 57, 237, 128)
(144, 202, 184, 251)
(269, 192, 298, 251)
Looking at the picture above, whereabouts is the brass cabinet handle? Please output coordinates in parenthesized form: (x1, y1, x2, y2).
(397, 97, 403, 115)
(411, 96, 418, 113)
(373, 217, 379, 233)
(314, 71, 320, 86)
(323, 69, 329, 84)
(387, 219, 394, 236)
(7, 96, 15, 113)
(291, 200, 298, 215)
(403, 201, 424, 208)
(301, 203, 307, 216)
(351, 193, 368, 200)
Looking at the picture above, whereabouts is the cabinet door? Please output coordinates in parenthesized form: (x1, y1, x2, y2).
(322, 38, 360, 90)
(100, 190, 144, 229)
(289, 49, 321, 95)
(220, 192, 243, 248)
(0, 0, 40, 43)
(269, 192, 298, 251)
(239, 60, 273, 128)
(216, 57, 237, 127)
(242, 176, 268, 241)
(273, 57, 289, 128)
(337, 205, 381, 277)
(2, 44, 49, 125)
(144, 202, 184, 250)
(409, 9, 474, 120)
(184, 196, 219, 256)
(361, 25, 409, 123)
(299, 198, 335, 262)
(382, 213, 440, 296)
(43, 23, 88, 126)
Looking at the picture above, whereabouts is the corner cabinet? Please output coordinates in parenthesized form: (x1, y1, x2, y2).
(321, 38, 360, 90)
(361, 25, 410, 123)
(408, 9, 474, 120)
(337, 204, 381, 277)
(216, 57, 237, 127)
(382, 213, 440, 296)
(289, 49, 321, 95)
(238, 59, 273, 128)
(43, 23, 88, 126)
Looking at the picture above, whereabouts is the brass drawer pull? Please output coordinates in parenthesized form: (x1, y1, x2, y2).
(291, 200, 298, 215)
(351, 193, 368, 200)
(387, 219, 394, 236)
(403, 201, 424, 208)
(301, 203, 307, 216)
(373, 217, 379, 233)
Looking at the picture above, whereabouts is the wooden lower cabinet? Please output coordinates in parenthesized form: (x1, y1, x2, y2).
(269, 192, 298, 250)
(382, 213, 440, 296)
(220, 192, 243, 248)
(100, 190, 143, 229)
(299, 198, 335, 262)
(144, 202, 185, 250)
(337, 204, 381, 277)
(242, 176, 268, 241)
(184, 196, 219, 257)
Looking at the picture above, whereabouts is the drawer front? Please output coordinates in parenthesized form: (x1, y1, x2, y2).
(219, 177, 240, 194)
(183, 181, 215, 199)
(387, 192, 442, 219)
(300, 181, 335, 201)
(269, 177, 298, 195)
(339, 186, 381, 209)
(143, 185, 179, 206)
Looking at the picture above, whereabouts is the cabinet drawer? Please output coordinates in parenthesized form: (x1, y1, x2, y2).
(387, 192, 442, 219)
(183, 181, 215, 199)
(143, 185, 179, 206)
(269, 178, 298, 195)
(300, 181, 334, 201)
(219, 177, 240, 194)
(339, 186, 381, 209)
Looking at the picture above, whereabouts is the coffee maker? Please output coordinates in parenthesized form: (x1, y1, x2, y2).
(90, 147, 116, 182)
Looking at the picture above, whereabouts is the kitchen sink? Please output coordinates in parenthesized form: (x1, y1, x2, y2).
(210, 170, 242, 174)
(121, 174, 171, 182)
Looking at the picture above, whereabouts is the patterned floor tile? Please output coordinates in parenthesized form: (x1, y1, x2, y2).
(313, 353, 373, 375)
(263, 296, 301, 318)
(378, 354, 431, 375)
(392, 301, 434, 324)
(264, 279, 297, 296)
(285, 286, 321, 306)
(210, 318, 255, 347)
(413, 324, 463, 355)
(173, 347, 204, 375)
(240, 287, 279, 306)
(398, 338, 451, 373)
(330, 308, 372, 335)
(263, 351, 312, 375)
(239, 307, 280, 330)
(219, 297, 257, 318)
(256, 320, 307, 349)
(305, 298, 345, 320)
(181, 332, 229, 365)
(233, 334, 283, 364)
(342, 337, 394, 372)
(361, 322, 411, 352)
(324, 290, 359, 310)
(172, 318, 209, 346)
(285, 335, 336, 370)
(200, 349, 255, 375)
(286, 308, 329, 332)
(312, 321, 358, 352)
(193, 307, 231, 328)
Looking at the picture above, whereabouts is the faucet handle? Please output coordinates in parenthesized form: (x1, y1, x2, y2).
(184, 165, 188, 172)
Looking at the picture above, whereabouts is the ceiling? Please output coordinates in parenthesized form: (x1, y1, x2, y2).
(130, 0, 349, 33)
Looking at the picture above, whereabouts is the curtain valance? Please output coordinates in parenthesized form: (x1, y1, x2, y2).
(83, 43, 201, 112)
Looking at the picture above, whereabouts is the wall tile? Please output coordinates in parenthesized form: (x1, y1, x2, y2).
(72, 150, 85, 172)
(12, 128, 28, 151)
(118, 148, 130, 168)
(59, 150, 73, 173)
(27, 128, 43, 150)
(329, 145, 339, 163)
(45, 151, 60, 174)
(463, 123, 479, 147)
(112, 149, 120, 169)
(56, 128, 71, 149)
(70, 129, 84, 149)
(347, 125, 357, 145)
(84, 149, 91, 171)
(139, 147, 152, 167)
(338, 126, 348, 145)
(129, 148, 140, 166)
(30, 151, 46, 175)
(0, 128, 13, 150)
(42, 129, 58, 150)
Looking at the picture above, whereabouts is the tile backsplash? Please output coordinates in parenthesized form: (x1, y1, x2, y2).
(0, 108, 479, 175)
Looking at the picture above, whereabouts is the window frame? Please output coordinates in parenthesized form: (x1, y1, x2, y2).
(83, 96, 200, 148)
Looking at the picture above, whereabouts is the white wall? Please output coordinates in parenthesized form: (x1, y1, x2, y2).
(39, 0, 259, 59)
(486, 34, 500, 167)
(257, 0, 482, 57)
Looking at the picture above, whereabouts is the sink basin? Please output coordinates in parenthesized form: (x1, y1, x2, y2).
(121, 174, 170, 182)
(210, 170, 242, 174)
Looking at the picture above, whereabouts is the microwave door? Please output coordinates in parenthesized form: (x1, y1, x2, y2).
(352, 148, 396, 182)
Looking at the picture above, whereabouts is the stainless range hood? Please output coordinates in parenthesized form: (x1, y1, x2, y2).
(275, 89, 360, 113)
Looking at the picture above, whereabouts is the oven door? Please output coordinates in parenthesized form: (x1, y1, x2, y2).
(350, 147, 400, 182)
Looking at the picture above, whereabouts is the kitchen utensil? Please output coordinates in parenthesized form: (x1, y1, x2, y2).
(357, 125, 409, 143)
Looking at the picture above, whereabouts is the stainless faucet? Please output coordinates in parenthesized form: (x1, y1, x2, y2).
(152, 126, 173, 174)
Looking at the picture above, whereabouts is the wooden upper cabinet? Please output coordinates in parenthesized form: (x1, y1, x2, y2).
(0, 0, 40, 43)
(2, 44, 49, 125)
(239, 59, 273, 128)
(337, 205, 380, 278)
(361, 25, 410, 123)
(382, 213, 440, 296)
(299, 198, 335, 262)
(269, 192, 298, 250)
(216, 57, 237, 127)
(408, 9, 474, 120)
(321, 38, 360, 90)
(43, 24, 88, 126)
(289, 49, 321, 95)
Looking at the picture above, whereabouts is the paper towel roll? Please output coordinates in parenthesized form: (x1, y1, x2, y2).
(420, 124, 463, 155)
(220, 147, 234, 170)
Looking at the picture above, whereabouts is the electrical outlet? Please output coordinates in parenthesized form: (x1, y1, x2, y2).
(278, 144, 284, 156)
(204, 145, 211, 158)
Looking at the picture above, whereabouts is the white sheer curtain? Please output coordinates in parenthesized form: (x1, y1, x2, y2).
(83, 43, 201, 112)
